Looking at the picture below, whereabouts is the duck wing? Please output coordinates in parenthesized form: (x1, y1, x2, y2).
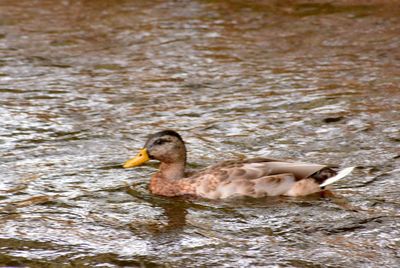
(210, 157, 327, 181)
(190, 158, 354, 199)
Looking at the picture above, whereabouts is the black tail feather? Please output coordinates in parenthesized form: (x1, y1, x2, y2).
(310, 167, 337, 185)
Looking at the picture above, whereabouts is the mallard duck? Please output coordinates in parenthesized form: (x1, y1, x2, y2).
(123, 130, 354, 199)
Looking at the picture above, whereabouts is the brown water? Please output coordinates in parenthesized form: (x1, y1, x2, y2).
(1, 0, 399, 267)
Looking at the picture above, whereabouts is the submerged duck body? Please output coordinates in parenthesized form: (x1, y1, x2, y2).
(123, 130, 354, 199)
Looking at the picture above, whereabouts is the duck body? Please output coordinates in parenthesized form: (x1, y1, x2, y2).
(124, 130, 354, 199)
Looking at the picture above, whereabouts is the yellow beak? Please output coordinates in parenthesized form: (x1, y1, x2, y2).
(123, 148, 150, 168)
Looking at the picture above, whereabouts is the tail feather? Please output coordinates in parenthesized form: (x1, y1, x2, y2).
(320, 167, 355, 187)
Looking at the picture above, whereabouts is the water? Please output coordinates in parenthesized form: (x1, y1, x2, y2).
(1, 0, 399, 267)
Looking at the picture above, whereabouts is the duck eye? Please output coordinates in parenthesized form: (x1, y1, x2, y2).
(154, 139, 167, 145)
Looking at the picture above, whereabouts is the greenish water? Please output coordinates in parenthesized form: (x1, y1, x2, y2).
(0, 0, 399, 267)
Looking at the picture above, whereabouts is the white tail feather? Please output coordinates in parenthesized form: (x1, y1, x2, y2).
(320, 167, 355, 187)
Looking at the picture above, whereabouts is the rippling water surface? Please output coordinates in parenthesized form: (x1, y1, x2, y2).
(1, 0, 399, 267)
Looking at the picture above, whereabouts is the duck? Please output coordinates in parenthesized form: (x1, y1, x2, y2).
(123, 130, 354, 199)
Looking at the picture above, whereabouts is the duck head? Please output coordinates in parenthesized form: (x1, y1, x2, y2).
(123, 130, 187, 169)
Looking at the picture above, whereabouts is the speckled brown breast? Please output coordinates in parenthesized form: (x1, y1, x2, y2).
(149, 173, 197, 197)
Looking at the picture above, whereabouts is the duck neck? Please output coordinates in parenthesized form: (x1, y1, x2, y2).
(159, 161, 186, 180)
